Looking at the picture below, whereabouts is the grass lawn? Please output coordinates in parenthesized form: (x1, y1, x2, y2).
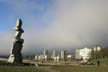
(0, 59, 108, 72)
(0, 66, 46, 72)
(0, 65, 108, 72)
(51, 65, 108, 72)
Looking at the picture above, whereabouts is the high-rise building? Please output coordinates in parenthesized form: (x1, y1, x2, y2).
(76, 49, 81, 59)
(43, 49, 49, 56)
(60, 50, 66, 60)
(43, 49, 50, 61)
(52, 50, 56, 57)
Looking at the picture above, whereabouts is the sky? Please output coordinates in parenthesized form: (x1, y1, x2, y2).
(0, 0, 108, 55)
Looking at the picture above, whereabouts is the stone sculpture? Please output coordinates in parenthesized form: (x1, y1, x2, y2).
(8, 19, 24, 64)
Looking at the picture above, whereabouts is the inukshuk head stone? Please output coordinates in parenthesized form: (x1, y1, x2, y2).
(8, 19, 24, 64)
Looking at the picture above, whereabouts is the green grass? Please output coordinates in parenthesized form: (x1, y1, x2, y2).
(89, 58, 108, 66)
(0, 65, 108, 72)
(0, 58, 108, 72)
(0, 66, 46, 72)
(101, 58, 108, 65)
(51, 65, 108, 72)
(51, 58, 108, 72)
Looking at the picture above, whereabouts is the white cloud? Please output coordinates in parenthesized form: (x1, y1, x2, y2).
(43, 0, 108, 48)
(0, 32, 12, 55)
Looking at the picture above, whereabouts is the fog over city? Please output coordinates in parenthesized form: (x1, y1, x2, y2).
(0, 0, 108, 55)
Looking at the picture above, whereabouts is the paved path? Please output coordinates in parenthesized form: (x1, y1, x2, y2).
(0, 58, 7, 61)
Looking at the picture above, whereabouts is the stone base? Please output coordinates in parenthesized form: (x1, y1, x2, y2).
(8, 54, 23, 64)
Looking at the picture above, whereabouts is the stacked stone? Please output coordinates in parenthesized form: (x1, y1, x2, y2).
(8, 19, 24, 64)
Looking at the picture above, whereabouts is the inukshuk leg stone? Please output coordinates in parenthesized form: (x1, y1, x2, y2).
(8, 19, 24, 64)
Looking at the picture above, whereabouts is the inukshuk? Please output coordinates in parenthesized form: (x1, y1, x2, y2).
(8, 19, 24, 64)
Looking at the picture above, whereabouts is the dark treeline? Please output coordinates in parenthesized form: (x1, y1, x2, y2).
(101, 47, 108, 58)
(92, 46, 108, 59)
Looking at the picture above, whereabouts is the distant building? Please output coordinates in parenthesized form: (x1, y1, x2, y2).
(51, 50, 56, 59)
(53, 55, 60, 62)
(38, 55, 44, 61)
(76, 49, 81, 59)
(43, 49, 50, 61)
(35, 55, 38, 61)
(57, 55, 60, 62)
(43, 49, 49, 56)
(60, 50, 66, 60)
(76, 48, 92, 62)
(67, 55, 72, 61)
(52, 50, 56, 57)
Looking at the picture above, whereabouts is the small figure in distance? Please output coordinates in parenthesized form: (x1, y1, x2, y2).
(97, 59, 100, 67)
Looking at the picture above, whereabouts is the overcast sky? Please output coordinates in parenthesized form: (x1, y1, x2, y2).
(0, 0, 108, 55)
